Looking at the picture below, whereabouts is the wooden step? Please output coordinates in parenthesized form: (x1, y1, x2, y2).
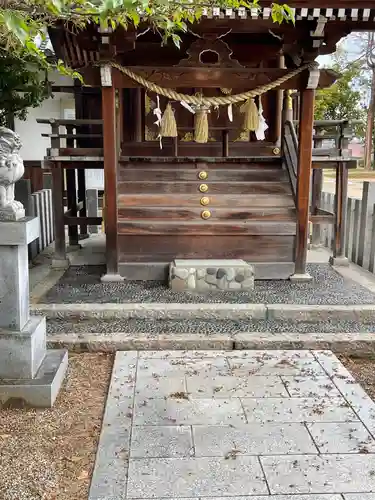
(117, 181, 291, 195)
(118, 207, 296, 221)
(118, 193, 295, 208)
(117, 221, 297, 236)
(117, 168, 287, 182)
(118, 234, 295, 262)
(119, 158, 282, 170)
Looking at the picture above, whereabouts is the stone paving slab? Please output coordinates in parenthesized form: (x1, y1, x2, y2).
(133, 397, 246, 426)
(344, 495, 375, 499)
(241, 396, 358, 423)
(186, 374, 289, 398)
(127, 456, 268, 497)
(307, 422, 375, 454)
(89, 349, 375, 499)
(281, 375, 342, 398)
(261, 454, 375, 494)
(202, 497, 343, 500)
(192, 423, 318, 456)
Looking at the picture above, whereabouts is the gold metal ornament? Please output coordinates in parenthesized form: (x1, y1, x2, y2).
(199, 183, 208, 193)
(198, 171, 208, 180)
(273, 147, 281, 155)
(201, 210, 211, 219)
(200, 196, 210, 206)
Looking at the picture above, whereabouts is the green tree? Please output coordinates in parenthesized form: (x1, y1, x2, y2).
(0, 51, 51, 126)
(0, 1, 294, 66)
(0, 1, 294, 125)
(315, 56, 366, 139)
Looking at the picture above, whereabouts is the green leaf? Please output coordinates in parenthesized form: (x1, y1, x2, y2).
(172, 33, 181, 49)
(2, 11, 29, 42)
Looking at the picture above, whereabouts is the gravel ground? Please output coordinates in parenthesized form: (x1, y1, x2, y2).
(0, 353, 113, 500)
(40, 264, 375, 305)
(340, 355, 375, 400)
(46, 318, 375, 335)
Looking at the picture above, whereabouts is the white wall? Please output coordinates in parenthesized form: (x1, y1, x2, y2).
(14, 70, 105, 190)
(14, 72, 75, 161)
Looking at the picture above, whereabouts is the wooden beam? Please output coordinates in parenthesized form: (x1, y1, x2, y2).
(102, 82, 121, 278)
(294, 87, 315, 276)
(332, 163, 349, 262)
(51, 163, 67, 263)
(310, 168, 323, 245)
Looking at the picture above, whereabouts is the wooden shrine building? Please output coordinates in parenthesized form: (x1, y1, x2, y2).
(42, 2, 375, 282)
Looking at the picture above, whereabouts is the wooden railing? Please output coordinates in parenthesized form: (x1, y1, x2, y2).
(283, 119, 298, 201)
(284, 118, 359, 264)
(37, 118, 103, 159)
(317, 182, 375, 273)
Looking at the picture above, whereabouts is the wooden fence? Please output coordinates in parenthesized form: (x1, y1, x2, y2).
(316, 182, 375, 272)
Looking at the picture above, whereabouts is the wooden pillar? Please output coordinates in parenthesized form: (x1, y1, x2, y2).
(66, 125, 79, 246)
(310, 168, 323, 247)
(101, 66, 122, 281)
(66, 168, 79, 246)
(77, 168, 88, 238)
(292, 85, 316, 280)
(134, 88, 143, 142)
(275, 55, 285, 147)
(330, 163, 349, 265)
(51, 162, 67, 265)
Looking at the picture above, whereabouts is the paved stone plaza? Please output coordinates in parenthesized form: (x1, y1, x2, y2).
(89, 350, 375, 499)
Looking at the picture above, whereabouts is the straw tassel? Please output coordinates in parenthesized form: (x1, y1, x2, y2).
(241, 97, 259, 132)
(194, 109, 209, 143)
(160, 102, 178, 137)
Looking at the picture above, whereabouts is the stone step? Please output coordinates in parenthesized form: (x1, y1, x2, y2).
(32, 302, 375, 322)
(46, 330, 375, 356)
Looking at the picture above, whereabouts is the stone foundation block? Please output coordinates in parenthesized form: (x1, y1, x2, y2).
(0, 349, 68, 408)
(0, 315, 46, 379)
(169, 259, 255, 292)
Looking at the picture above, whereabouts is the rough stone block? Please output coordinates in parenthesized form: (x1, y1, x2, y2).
(169, 259, 254, 292)
(0, 316, 46, 379)
(0, 349, 68, 408)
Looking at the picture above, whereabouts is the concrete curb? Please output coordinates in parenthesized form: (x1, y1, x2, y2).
(32, 302, 375, 322)
(32, 302, 267, 320)
(47, 331, 375, 355)
(267, 304, 375, 322)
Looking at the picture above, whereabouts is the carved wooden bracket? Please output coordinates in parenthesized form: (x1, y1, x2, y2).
(176, 37, 243, 68)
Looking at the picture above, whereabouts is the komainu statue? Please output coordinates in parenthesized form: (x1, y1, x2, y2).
(0, 127, 25, 221)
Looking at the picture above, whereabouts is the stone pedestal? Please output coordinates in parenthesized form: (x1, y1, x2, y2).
(0, 218, 68, 408)
(329, 256, 350, 267)
(169, 259, 255, 292)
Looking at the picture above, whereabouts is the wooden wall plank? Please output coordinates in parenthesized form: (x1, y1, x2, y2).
(118, 193, 295, 208)
(117, 221, 297, 235)
(118, 235, 295, 262)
